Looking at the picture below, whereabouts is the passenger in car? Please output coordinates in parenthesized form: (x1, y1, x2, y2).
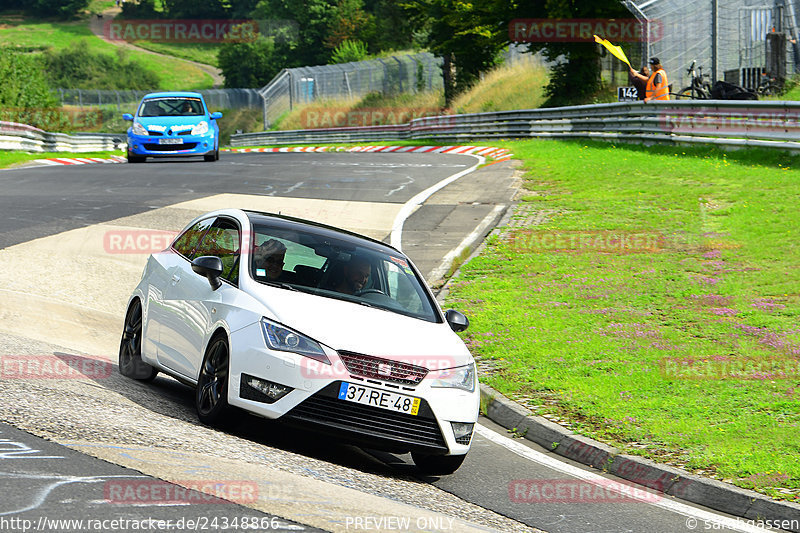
(335, 255, 371, 294)
(253, 239, 290, 282)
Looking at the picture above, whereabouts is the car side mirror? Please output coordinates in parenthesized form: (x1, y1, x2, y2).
(191, 256, 224, 290)
(122, 113, 133, 121)
(444, 309, 469, 333)
(210, 112, 222, 120)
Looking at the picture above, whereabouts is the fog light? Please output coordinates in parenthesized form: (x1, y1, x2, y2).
(241, 374, 292, 404)
(451, 422, 474, 445)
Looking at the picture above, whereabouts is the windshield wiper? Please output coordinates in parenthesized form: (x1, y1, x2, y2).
(259, 280, 299, 291)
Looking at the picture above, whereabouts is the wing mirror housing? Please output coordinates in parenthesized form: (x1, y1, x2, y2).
(444, 309, 469, 333)
(122, 113, 133, 121)
(191, 256, 224, 290)
(210, 111, 222, 120)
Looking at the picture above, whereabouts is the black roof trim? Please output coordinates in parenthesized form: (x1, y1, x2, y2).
(243, 210, 401, 254)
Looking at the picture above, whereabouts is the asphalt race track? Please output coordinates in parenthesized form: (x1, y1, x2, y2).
(0, 152, 770, 533)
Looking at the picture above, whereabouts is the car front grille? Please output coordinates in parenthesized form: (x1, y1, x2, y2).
(284, 382, 447, 452)
(142, 143, 198, 151)
(337, 351, 428, 385)
(455, 433, 472, 445)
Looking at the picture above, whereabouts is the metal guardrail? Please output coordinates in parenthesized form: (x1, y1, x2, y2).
(0, 122, 125, 153)
(231, 100, 800, 151)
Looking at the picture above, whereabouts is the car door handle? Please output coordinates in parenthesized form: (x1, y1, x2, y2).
(171, 274, 181, 284)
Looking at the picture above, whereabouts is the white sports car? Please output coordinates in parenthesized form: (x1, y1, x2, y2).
(119, 209, 478, 474)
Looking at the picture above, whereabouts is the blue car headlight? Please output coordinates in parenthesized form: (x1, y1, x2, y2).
(132, 122, 147, 136)
(260, 318, 330, 364)
(191, 121, 209, 136)
(429, 364, 476, 392)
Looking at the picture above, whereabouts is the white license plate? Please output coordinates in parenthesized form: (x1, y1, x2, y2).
(338, 382, 420, 416)
(158, 138, 183, 145)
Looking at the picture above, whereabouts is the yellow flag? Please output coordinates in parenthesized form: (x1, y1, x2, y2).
(593, 35, 631, 67)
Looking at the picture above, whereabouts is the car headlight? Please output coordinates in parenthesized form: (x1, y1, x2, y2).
(191, 121, 209, 136)
(429, 364, 476, 392)
(132, 122, 148, 136)
(260, 318, 330, 364)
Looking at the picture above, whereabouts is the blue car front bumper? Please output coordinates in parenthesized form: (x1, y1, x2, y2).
(127, 132, 217, 157)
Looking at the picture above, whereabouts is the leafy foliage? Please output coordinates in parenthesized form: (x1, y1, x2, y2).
(27, 0, 90, 19)
(330, 39, 369, 64)
(42, 42, 160, 90)
(218, 29, 289, 87)
(0, 48, 76, 131)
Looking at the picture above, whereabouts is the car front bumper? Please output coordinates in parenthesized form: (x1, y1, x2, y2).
(127, 133, 217, 157)
(227, 322, 479, 455)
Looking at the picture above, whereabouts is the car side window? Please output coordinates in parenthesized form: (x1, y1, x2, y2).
(193, 217, 241, 284)
(172, 218, 213, 259)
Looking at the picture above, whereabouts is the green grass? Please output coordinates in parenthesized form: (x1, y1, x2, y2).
(128, 41, 220, 68)
(0, 18, 212, 90)
(447, 140, 800, 502)
(0, 150, 123, 169)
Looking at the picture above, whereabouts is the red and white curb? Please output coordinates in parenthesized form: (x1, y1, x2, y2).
(34, 155, 126, 166)
(225, 145, 514, 161)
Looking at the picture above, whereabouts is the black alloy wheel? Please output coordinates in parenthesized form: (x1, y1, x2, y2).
(118, 299, 157, 381)
(196, 335, 230, 424)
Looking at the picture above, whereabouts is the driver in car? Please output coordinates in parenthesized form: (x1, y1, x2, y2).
(253, 239, 288, 281)
(336, 255, 371, 294)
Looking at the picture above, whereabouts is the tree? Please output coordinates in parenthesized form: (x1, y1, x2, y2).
(404, 0, 513, 107)
(325, 0, 372, 50)
(28, 0, 90, 19)
(511, 0, 631, 106)
(218, 30, 290, 87)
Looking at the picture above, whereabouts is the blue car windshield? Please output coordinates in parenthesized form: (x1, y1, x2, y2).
(139, 98, 204, 117)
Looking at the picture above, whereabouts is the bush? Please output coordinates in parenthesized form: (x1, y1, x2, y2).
(43, 42, 159, 90)
(330, 39, 368, 64)
(0, 48, 76, 131)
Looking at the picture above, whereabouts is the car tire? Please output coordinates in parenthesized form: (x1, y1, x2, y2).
(411, 452, 467, 475)
(196, 334, 231, 425)
(127, 154, 145, 163)
(204, 151, 217, 162)
(118, 299, 158, 382)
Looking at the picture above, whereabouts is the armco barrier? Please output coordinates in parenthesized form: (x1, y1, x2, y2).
(0, 121, 124, 153)
(231, 100, 800, 151)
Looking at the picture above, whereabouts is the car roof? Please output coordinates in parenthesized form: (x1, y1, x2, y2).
(142, 91, 204, 99)
(243, 210, 403, 256)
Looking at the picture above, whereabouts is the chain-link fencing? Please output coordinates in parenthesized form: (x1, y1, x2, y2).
(624, 0, 798, 92)
(257, 52, 443, 128)
(56, 88, 263, 111)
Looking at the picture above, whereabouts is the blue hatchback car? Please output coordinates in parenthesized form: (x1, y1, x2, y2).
(123, 92, 222, 163)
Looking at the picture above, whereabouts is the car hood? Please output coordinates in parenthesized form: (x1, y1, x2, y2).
(250, 284, 472, 368)
(136, 116, 207, 129)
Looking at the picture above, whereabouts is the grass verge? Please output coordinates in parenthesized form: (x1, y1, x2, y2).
(0, 17, 212, 90)
(446, 139, 800, 502)
(0, 150, 123, 169)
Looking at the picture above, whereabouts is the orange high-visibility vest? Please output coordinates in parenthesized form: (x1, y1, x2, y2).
(646, 69, 670, 100)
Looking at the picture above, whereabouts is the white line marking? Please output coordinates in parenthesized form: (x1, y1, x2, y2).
(390, 155, 483, 250)
(426, 205, 505, 284)
(475, 425, 772, 533)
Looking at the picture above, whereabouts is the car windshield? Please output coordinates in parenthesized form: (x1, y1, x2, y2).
(138, 97, 204, 117)
(249, 220, 440, 323)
